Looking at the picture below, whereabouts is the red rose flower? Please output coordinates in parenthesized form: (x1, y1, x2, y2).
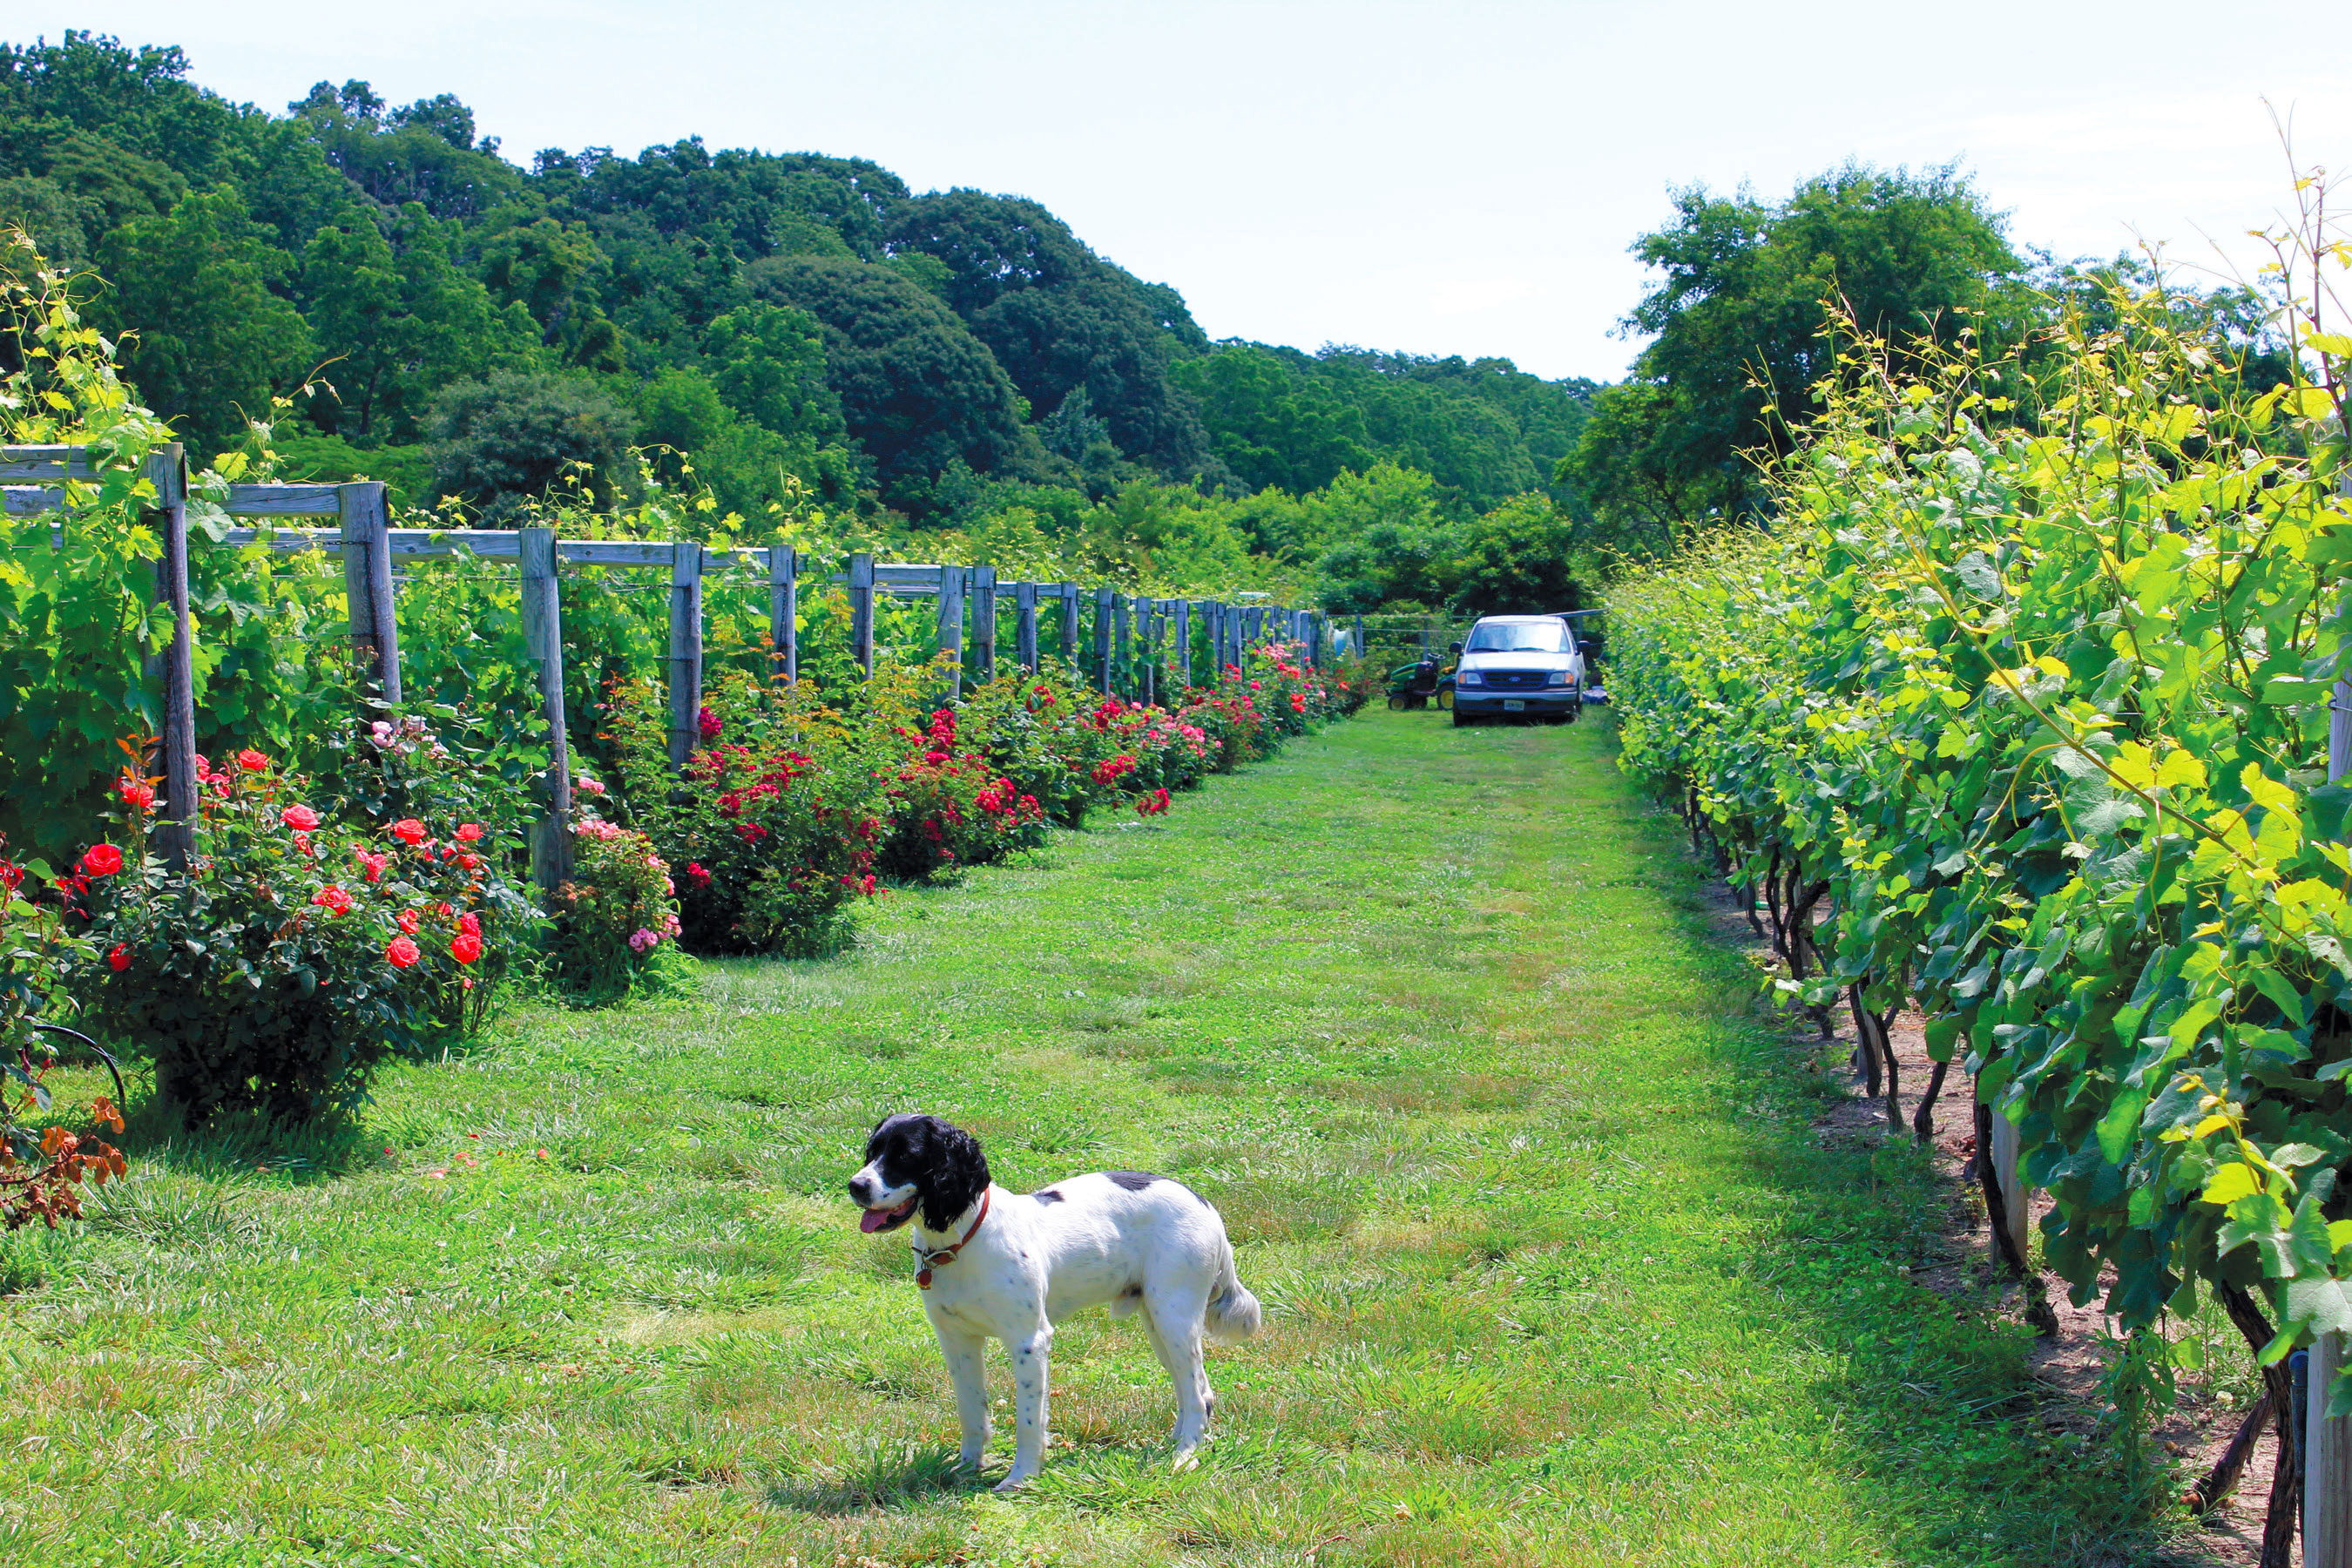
(386, 935, 421, 968)
(282, 804, 321, 832)
(119, 778, 156, 811)
(449, 931, 483, 964)
(310, 885, 354, 916)
(397, 909, 421, 935)
(455, 823, 483, 842)
(78, 844, 125, 877)
(237, 748, 269, 772)
(391, 819, 427, 845)
(106, 943, 131, 972)
(355, 850, 388, 882)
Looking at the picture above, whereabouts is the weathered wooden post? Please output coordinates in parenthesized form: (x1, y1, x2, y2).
(936, 564, 966, 691)
(1355, 612, 1366, 663)
(1112, 591, 1131, 700)
(1015, 580, 1040, 672)
(1094, 585, 1114, 694)
(1173, 598, 1193, 690)
(971, 563, 997, 684)
(849, 551, 875, 680)
(1058, 583, 1080, 669)
(768, 544, 798, 685)
(146, 446, 198, 870)
(1138, 598, 1156, 707)
(668, 540, 704, 768)
(337, 481, 402, 703)
(520, 526, 574, 893)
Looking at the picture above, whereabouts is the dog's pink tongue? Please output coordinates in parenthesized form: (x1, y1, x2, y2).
(860, 1208, 894, 1233)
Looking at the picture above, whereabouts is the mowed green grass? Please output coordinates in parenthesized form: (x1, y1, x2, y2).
(0, 708, 2172, 1566)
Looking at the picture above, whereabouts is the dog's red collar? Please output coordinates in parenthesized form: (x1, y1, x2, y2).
(914, 1187, 991, 1290)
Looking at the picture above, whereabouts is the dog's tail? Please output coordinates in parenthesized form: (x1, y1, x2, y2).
(1204, 1240, 1262, 1344)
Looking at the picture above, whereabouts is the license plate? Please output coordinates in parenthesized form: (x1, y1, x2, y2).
(1503, 700, 1526, 712)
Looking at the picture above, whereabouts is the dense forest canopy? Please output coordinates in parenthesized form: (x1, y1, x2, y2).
(0, 33, 2291, 614)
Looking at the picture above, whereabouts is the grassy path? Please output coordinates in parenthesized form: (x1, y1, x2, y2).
(3, 709, 2153, 1566)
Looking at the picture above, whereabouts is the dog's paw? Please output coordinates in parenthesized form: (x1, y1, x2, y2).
(1170, 1445, 1201, 1473)
(990, 1471, 1035, 1493)
(956, 1449, 987, 1471)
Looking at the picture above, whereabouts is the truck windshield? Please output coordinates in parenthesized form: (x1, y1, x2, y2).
(1465, 622, 1568, 653)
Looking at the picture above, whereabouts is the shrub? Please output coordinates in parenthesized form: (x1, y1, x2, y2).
(73, 747, 537, 1122)
(603, 671, 882, 955)
(873, 704, 1047, 881)
(546, 814, 685, 1003)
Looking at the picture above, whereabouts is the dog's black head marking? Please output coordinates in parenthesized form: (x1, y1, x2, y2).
(1035, 1187, 1064, 1205)
(861, 1112, 991, 1233)
(1107, 1170, 1160, 1192)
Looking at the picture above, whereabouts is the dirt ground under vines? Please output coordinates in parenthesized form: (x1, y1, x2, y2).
(1696, 880, 2283, 1566)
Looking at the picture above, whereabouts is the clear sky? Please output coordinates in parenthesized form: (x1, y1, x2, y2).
(24, 1, 2352, 382)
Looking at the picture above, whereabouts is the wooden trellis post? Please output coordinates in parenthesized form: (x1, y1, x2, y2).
(1138, 598, 1156, 706)
(769, 544, 798, 685)
(936, 564, 966, 689)
(148, 446, 197, 870)
(1015, 580, 1040, 672)
(668, 541, 704, 767)
(1094, 585, 1114, 694)
(971, 564, 997, 684)
(336, 481, 401, 703)
(1174, 598, 1193, 689)
(848, 552, 875, 679)
(1058, 583, 1080, 668)
(520, 526, 574, 893)
(1112, 591, 1131, 700)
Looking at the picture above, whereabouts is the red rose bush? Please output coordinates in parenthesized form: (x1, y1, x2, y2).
(71, 748, 535, 1122)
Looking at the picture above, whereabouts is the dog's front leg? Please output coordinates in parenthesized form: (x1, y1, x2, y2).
(994, 1325, 1053, 1490)
(934, 1324, 991, 1470)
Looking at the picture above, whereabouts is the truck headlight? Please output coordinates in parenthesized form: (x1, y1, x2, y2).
(1456, 671, 1484, 686)
(1545, 670, 1571, 686)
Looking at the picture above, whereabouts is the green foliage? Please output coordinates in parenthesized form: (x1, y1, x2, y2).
(1605, 231, 2352, 1397)
(1448, 492, 1587, 616)
(884, 188, 1215, 474)
(744, 254, 1051, 511)
(91, 188, 312, 458)
(423, 368, 637, 523)
(1172, 343, 1594, 511)
(296, 202, 541, 445)
(1601, 161, 2023, 528)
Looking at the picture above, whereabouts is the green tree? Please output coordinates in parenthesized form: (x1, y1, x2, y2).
(1609, 161, 2023, 521)
(885, 188, 1215, 473)
(474, 207, 625, 372)
(1448, 493, 1584, 616)
(1171, 346, 1371, 495)
(703, 301, 841, 442)
(93, 188, 311, 456)
(743, 254, 1050, 511)
(297, 204, 542, 443)
(424, 368, 636, 524)
(1308, 463, 1461, 612)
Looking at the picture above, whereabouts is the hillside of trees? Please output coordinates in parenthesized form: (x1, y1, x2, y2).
(0, 34, 2289, 615)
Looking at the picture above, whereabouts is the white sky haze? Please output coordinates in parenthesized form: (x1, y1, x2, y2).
(23, 1, 2352, 382)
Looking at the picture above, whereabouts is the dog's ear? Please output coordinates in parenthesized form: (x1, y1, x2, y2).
(917, 1116, 990, 1231)
(866, 1112, 899, 1161)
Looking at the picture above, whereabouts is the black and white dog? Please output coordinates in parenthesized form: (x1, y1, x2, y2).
(848, 1112, 1261, 1489)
